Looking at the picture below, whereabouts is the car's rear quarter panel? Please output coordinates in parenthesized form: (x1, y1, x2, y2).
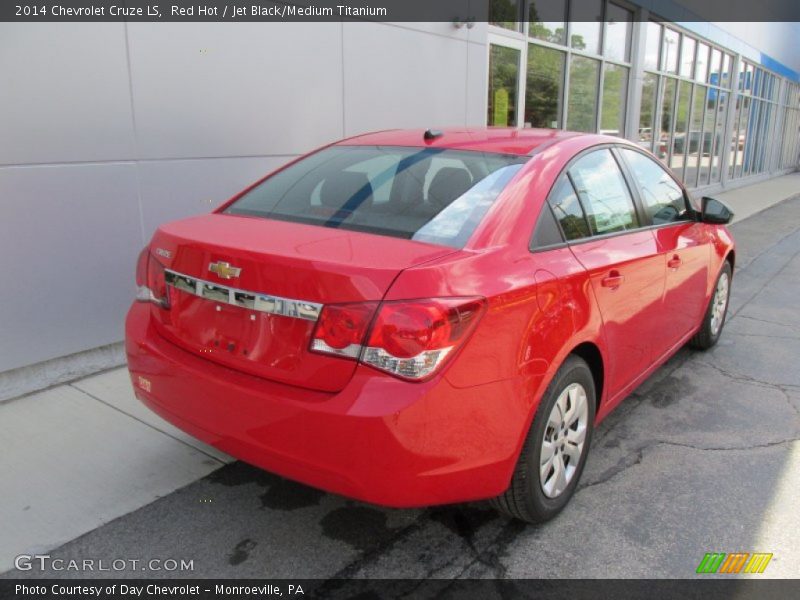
(386, 225, 607, 490)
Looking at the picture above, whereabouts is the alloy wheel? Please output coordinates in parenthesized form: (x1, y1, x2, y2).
(540, 383, 589, 498)
(710, 272, 730, 336)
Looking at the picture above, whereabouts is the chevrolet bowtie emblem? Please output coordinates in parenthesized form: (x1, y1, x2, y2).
(208, 261, 242, 279)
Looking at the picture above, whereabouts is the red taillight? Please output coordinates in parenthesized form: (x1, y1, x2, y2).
(310, 297, 486, 380)
(135, 249, 170, 309)
(363, 297, 486, 379)
(310, 302, 377, 358)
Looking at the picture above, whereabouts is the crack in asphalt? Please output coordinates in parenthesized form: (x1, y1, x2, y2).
(311, 510, 432, 594)
(733, 314, 800, 334)
(580, 349, 800, 493)
(577, 436, 800, 493)
(694, 359, 800, 401)
(728, 331, 800, 341)
(451, 519, 527, 579)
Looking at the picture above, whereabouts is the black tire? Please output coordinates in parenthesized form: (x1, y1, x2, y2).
(491, 355, 596, 523)
(690, 261, 732, 351)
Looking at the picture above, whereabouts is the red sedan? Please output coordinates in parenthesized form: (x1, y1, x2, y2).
(126, 128, 735, 523)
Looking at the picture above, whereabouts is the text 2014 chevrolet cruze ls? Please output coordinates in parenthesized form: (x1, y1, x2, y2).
(126, 128, 735, 523)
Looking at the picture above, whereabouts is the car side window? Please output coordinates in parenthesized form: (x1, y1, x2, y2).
(530, 202, 564, 250)
(619, 148, 689, 225)
(548, 175, 591, 241)
(568, 149, 640, 235)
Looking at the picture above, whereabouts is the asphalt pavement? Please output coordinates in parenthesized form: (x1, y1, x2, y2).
(4, 194, 800, 582)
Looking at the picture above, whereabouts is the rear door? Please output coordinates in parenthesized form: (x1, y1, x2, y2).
(617, 147, 710, 353)
(551, 149, 665, 398)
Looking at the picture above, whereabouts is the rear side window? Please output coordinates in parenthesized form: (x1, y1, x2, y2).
(568, 149, 639, 235)
(225, 146, 527, 249)
(619, 148, 689, 225)
(548, 175, 590, 241)
(530, 203, 564, 249)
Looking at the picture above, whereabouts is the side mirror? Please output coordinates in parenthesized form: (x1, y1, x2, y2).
(700, 196, 734, 225)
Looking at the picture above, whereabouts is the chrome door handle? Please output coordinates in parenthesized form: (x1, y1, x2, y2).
(668, 255, 682, 269)
(601, 271, 625, 289)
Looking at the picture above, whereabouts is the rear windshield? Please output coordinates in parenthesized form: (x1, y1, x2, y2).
(224, 145, 527, 248)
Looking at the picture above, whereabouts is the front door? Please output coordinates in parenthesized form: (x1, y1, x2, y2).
(617, 148, 710, 354)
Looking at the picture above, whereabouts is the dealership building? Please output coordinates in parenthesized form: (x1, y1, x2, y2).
(1, 2, 799, 396)
(485, 1, 800, 190)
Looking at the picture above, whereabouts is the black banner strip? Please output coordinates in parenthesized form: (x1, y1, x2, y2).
(1, 0, 799, 23)
(2, 579, 800, 600)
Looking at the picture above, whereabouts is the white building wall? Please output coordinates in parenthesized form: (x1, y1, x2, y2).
(0, 21, 488, 374)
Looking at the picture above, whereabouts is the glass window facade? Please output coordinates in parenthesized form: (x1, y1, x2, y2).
(489, 0, 633, 137)
(679, 36, 695, 79)
(569, 0, 603, 54)
(670, 81, 692, 179)
(526, 45, 566, 128)
(487, 44, 520, 127)
(662, 28, 679, 74)
(601, 63, 628, 136)
(528, 0, 567, 45)
(567, 56, 600, 132)
(637, 21, 751, 188)
(488, 3, 800, 189)
(490, 0, 524, 32)
(603, 3, 631, 62)
(728, 60, 791, 180)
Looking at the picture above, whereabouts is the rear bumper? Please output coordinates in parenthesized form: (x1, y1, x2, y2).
(125, 303, 532, 507)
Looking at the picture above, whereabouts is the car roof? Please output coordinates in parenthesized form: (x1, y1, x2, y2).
(337, 127, 587, 156)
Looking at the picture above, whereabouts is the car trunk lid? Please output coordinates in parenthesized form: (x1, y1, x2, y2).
(148, 213, 456, 392)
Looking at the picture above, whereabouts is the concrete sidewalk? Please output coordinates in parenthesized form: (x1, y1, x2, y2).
(0, 171, 797, 575)
(0, 370, 233, 572)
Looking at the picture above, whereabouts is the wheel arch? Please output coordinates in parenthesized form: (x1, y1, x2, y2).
(725, 249, 735, 272)
(569, 341, 605, 414)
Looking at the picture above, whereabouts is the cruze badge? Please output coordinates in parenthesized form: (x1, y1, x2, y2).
(208, 261, 242, 279)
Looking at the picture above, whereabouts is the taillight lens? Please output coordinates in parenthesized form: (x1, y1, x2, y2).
(363, 297, 485, 379)
(310, 297, 486, 380)
(135, 249, 170, 309)
(310, 302, 377, 358)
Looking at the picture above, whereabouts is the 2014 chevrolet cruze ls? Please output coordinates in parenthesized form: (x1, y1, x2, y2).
(126, 128, 735, 523)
